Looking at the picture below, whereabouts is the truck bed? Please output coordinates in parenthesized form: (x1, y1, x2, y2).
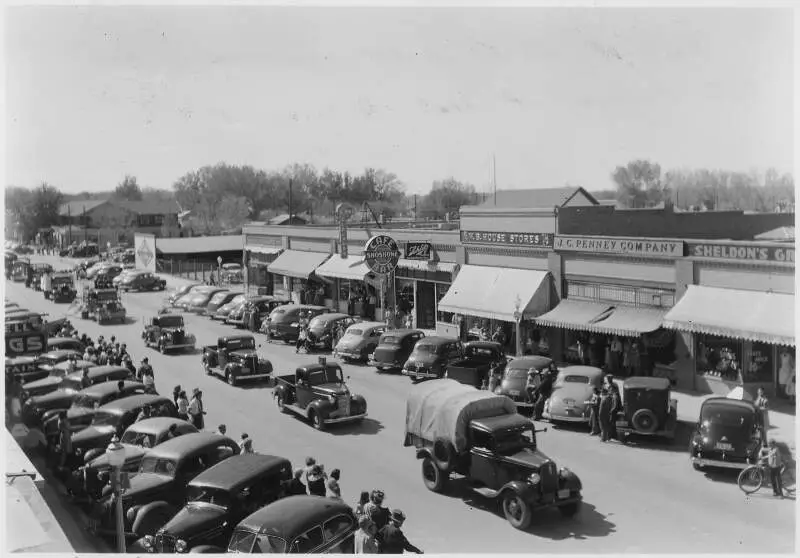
(275, 374, 296, 386)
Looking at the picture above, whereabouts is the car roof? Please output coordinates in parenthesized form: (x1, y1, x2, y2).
(558, 365, 605, 378)
(96, 393, 169, 414)
(701, 397, 757, 412)
(311, 313, 350, 322)
(49, 336, 80, 345)
(250, 296, 288, 303)
(624, 377, 671, 391)
(507, 355, 553, 369)
(415, 336, 458, 345)
(221, 335, 254, 343)
(297, 363, 342, 375)
(82, 365, 130, 379)
(380, 329, 423, 340)
(156, 314, 183, 320)
(126, 417, 195, 436)
(471, 414, 533, 434)
(79, 380, 144, 398)
(42, 349, 80, 358)
(347, 321, 384, 331)
(146, 432, 234, 461)
(238, 496, 354, 537)
(190, 454, 292, 492)
(55, 359, 94, 371)
(465, 341, 503, 350)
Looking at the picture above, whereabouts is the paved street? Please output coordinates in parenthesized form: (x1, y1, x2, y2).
(6, 255, 796, 554)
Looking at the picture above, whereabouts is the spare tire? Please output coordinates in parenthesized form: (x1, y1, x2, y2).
(432, 439, 456, 471)
(631, 409, 659, 433)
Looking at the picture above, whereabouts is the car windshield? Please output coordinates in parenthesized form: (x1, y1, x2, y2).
(494, 428, 535, 454)
(120, 430, 156, 448)
(561, 375, 591, 384)
(226, 338, 255, 351)
(71, 395, 98, 409)
(346, 329, 363, 337)
(138, 457, 177, 476)
(91, 411, 119, 427)
(380, 335, 400, 345)
(254, 534, 288, 554)
(701, 404, 755, 429)
(308, 366, 344, 385)
(186, 486, 231, 509)
(504, 368, 529, 380)
(413, 343, 440, 355)
(271, 308, 287, 316)
(159, 316, 184, 328)
(228, 530, 257, 553)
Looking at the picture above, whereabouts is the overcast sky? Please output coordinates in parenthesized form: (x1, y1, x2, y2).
(5, 6, 794, 194)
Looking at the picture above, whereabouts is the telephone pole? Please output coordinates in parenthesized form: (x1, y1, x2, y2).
(493, 153, 497, 206)
(288, 178, 293, 222)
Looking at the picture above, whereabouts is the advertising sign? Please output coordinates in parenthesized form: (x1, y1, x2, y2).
(363, 235, 401, 275)
(134, 233, 157, 272)
(461, 230, 554, 248)
(5, 332, 46, 357)
(554, 236, 684, 258)
(689, 242, 795, 263)
(404, 241, 432, 260)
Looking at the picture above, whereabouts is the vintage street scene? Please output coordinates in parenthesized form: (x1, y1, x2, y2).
(4, 4, 796, 555)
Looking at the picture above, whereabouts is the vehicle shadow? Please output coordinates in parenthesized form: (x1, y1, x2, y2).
(438, 478, 616, 540)
(329, 418, 384, 437)
(617, 420, 694, 454)
(700, 468, 739, 485)
(238, 381, 274, 392)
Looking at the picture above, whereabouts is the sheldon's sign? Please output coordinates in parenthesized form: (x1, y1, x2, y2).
(689, 242, 794, 263)
(555, 236, 684, 258)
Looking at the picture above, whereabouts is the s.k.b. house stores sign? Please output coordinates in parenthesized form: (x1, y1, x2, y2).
(460, 230, 555, 248)
(554, 235, 684, 258)
(363, 235, 401, 275)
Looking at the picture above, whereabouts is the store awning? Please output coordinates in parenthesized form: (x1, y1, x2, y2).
(396, 259, 459, 274)
(247, 246, 283, 255)
(535, 299, 614, 331)
(315, 255, 372, 281)
(437, 265, 551, 322)
(267, 250, 330, 279)
(589, 306, 668, 337)
(663, 285, 795, 346)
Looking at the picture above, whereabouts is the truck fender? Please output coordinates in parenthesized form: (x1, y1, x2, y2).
(260, 359, 274, 375)
(306, 399, 332, 421)
(498, 480, 537, 501)
(560, 470, 583, 492)
(432, 439, 457, 472)
(351, 394, 367, 414)
(415, 447, 433, 461)
(131, 501, 176, 537)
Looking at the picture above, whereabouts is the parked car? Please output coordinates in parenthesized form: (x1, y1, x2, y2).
(112, 269, 136, 287)
(47, 337, 85, 353)
(615, 377, 678, 443)
(220, 263, 243, 284)
(120, 271, 167, 292)
(77, 418, 198, 501)
(370, 329, 425, 372)
(45, 273, 77, 303)
(444, 341, 506, 388)
(237, 296, 290, 331)
(222, 496, 358, 554)
(223, 300, 248, 326)
(273, 358, 367, 430)
(204, 291, 241, 317)
(87, 432, 241, 539)
(267, 305, 331, 342)
(333, 321, 387, 363)
(202, 335, 272, 386)
(21, 364, 133, 400)
(495, 356, 554, 411)
(689, 397, 764, 472)
(7, 356, 48, 385)
(168, 284, 202, 306)
(405, 379, 583, 530)
(140, 453, 293, 553)
(68, 394, 178, 470)
(175, 287, 223, 312)
(208, 294, 246, 320)
(402, 336, 462, 381)
(542, 366, 605, 424)
(142, 314, 197, 354)
(94, 265, 123, 289)
(306, 313, 360, 352)
(185, 288, 230, 314)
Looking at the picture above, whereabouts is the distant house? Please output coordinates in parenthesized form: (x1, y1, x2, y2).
(55, 199, 181, 248)
(268, 214, 308, 226)
(477, 186, 599, 209)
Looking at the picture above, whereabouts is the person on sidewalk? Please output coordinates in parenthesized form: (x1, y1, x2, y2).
(327, 468, 342, 500)
(188, 389, 205, 429)
(176, 391, 189, 421)
(598, 387, 614, 442)
(585, 387, 601, 436)
(283, 469, 307, 496)
(354, 516, 380, 554)
(762, 440, 785, 498)
(307, 464, 327, 497)
(755, 387, 770, 432)
(377, 510, 423, 554)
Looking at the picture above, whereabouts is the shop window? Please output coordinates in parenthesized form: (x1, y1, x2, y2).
(744, 342, 774, 384)
(776, 347, 795, 400)
(696, 335, 742, 382)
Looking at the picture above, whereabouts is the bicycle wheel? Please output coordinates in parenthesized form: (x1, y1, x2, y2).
(738, 465, 764, 494)
(781, 464, 796, 494)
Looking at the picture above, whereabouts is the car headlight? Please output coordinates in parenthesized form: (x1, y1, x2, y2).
(327, 395, 336, 403)
(142, 535, 154, 549)
(528, 473, 541, 485)
(175, 539, 187, 553)
(74, 447, 83, 456)
(290, 322, 299, 327)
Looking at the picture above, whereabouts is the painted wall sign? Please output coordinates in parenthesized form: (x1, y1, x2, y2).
(363, 235, 401, 275)
(135, 233, 157, 272)
(690, 242, 795, 263)
(405, 241, 432, 260)
(460, 230, 554, 248)
(5, 332, 46, 357)
(554, 236, 684, 257)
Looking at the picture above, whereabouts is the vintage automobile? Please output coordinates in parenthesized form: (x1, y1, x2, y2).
(36, 349, 83, 374)
(94, 265, 123, 289)
(370, 329, 425, 372)
(87, 432, 240, 539)
(143, 314, 197, 354)
(112, 269, 136, 287)
(402, 336, 463, 381)
(274, 358, 367, 430)
(222, 496, 358, 554)
(220, 263, 244, 284)
(173, 286, 218, 311)
(30, 263, 54, 291)
(689, 397, 764, 471)
(495, 356, 554, 411)
(47, 336, 86, 353)
(119, 270, 167, 292)
(77, 418, 199, 500)
(21, 363, 131, 400)
(542, 366, 605, 424)
(140, 453, 293, 553)
(615, 377, 678, 443)
(6, 355, 48, 384)
(68, 394, 178, 470)
(405, 379, 583, 530)
(44, 272, 77, 302)
(223, 299, 248, 326)
(237, 296, 291, 331)
(267, 305, 331, 342)
(333, 321, 387, 363)
(184, 288, 230, 314)
(203, 291, 241, 318)
(305, 313, 360, 352)
(23, 380, 148, 430)
(82, 288, 126, 324)
(208, 294, 246, 320)
(168, 284, 203, 306)
(444, 341, 506, 388)
(11, 258, 30, 282)
(202, 336, 272, 386)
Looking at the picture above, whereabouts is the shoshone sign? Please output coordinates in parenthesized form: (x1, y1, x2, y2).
(554, 236, 684, 257)
(363, 235, 401, 275)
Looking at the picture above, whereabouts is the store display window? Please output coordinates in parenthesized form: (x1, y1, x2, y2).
(695, 335, 742, 382)
(776, 346, 795, 400)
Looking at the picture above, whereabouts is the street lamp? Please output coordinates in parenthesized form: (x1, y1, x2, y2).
(106, 435, 127, 554)
(513, 295, 523, 357)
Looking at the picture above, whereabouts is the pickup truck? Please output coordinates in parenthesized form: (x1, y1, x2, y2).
(444, 341, 506, 388)
(142, 314, 196, 354)
(273, 358, 367, 430)
(202, 335, 272, 386)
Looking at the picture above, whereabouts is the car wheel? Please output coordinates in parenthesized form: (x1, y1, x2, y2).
(204, 364, 212, 376)
(421, 457, 448, 493)
(309, 410, 324, 431)
(558, 500, 581, 518)
(692, 463, 703, 471)
(276, 394, 287, 413)
(226, 371, 237, 387)
(631, 409, 659, 434)
(502, 493, 532, 530)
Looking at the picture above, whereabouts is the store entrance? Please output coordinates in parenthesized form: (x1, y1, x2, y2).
(416, 282, 436, 329)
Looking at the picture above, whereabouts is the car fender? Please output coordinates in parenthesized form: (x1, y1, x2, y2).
(351, 394, 367, 413)
(307, 399, 332, 420)
(131, 501, 176, 537)
(415, 447, 433, 461)
(225, 363, 241, 377)
(259, 359, 273, 375)
(499, 480, 538, 501)
(560, 470, 582, 491)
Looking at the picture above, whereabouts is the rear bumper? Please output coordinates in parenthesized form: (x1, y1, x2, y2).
(402, 369, 438, 379)
(163, 343, 195, 350)
(690, 456, 750, 470)
(371, 359, 403, 369)
(236, 373, 272, 381)
(542, 411, 588, 423)
(336, 350, 364, 360)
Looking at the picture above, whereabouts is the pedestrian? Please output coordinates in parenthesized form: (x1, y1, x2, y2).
(188, 389, 205, 429)
(629, 341, 641, 376)
(532, 367, 555, 420)
(354, 491, 370, 520)
(172, 385, 182, 407)
(608, 382, 622, 440)
(327, 468, 342, 500)
(124, 356, 136, 378)
(164, 423, 179, 441)
(216, 424, 227, 436)
(304, 457, 316, 481)
(97, 349, 108, 366)
(376, 509, 423, 554)
(241, 433, 254, 453)
(137, 357, 153, 382)
(354, 516, 380, 554)
(296, 313, 308, 354)
(57, 413, 72, 471)
(80, 368, 92, 389)
(117, 379, 125, 393)
(755, 387, 770, 432)
(142, 366, 156, 394)
(283, 469, 307, 496)
(598, 387, 614, 442)
(762, 439, 785, 498)
(307, 464, 327, 497)
(585, 387, 601, 436)
(364, 490, 390, 530)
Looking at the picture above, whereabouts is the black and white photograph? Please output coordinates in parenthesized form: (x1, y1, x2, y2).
(3, 2, 796, 554)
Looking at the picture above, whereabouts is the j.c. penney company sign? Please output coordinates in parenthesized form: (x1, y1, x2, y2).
(554, 236, 684, 258)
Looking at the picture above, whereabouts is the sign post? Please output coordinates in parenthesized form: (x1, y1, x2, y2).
(217, 256, 223, 285)
(363, 235, 401, 327)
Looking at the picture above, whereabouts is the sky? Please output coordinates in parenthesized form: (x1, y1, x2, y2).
(4, 6, 795, 195)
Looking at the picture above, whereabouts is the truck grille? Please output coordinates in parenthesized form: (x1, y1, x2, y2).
(337, 396, 350, 416)
(172, 330, 184, 343)
(540, 462, 558, 494)
(155, 533, 176, 553)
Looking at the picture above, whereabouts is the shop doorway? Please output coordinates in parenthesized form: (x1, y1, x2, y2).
(416, 282, 436, 329)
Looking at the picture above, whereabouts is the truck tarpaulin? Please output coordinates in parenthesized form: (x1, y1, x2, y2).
(404, 379, 516, 454)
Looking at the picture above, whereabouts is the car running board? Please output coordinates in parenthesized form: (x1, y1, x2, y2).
(472, 486, 500, 499)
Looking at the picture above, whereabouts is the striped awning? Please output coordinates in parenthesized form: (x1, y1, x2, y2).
(314, 255, 372, 282)
(247, 246, 283, 255)
(589, 306, 668, 337)
(534, 299, 614, 332)
(663, 285, 795, 346)
(267, 250, 330, 279)
(396, 259, 459, 274)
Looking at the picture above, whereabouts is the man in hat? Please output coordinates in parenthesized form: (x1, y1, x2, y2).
(364, 490, 390, 530)
(188, 389, 205, 429)
(377, 510, 422, 554)
(124, 355, 136, 377)
(241, 433, 254, 454)
(283, 469, 307, 496)
(137, 357, 153, 383)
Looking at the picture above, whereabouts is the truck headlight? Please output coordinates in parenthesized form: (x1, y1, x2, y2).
(74, 447, 83, 456)
(528, 473, 541, 485)
(327, 395, 336, 404)
(175, 539, 187, 553)
(142, 535, 154, 549)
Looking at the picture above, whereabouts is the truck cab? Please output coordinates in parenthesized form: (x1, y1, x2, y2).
(444, 341, 506, 388)
(202, 336, 272, 386)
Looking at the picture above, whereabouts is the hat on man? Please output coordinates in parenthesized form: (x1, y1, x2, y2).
(390, 509, 406, 523)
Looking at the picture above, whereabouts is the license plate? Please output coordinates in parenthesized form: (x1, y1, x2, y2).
(242, 368, 250, 373)
(715, 442, 733, 451)
(557, 489, 570, 499)
(509, 390, 521, 396)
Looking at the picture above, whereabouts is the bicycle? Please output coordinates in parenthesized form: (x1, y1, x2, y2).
(738, 460, 796, 495)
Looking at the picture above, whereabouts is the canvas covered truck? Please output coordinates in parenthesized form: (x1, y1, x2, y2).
(404, 380, 583, 530)
(81, 288, 126, 324)
(44, 272, 77, 303)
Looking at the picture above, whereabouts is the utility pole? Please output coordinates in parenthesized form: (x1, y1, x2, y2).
(67, 204, 72, 246)
(493, 153, 497, 206)
(413, 194, 417, 223)
(83, 205, 87, 244)
(288, 178, 293, 223)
